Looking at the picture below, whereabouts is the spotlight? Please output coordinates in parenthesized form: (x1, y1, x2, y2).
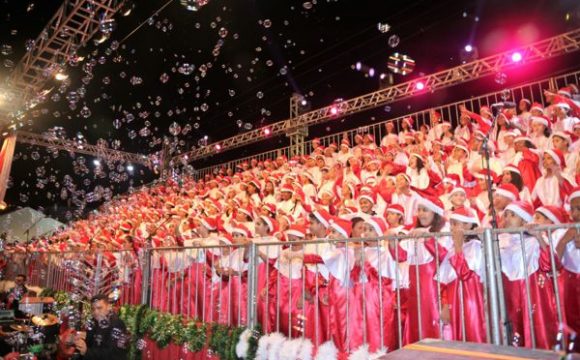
(330, 106, 339, 115)
(120, 1, 135, 16)
(215, 144, 222, 151)
(54, 71, 69, 81)
(511, 52, 522, 62)
(263, 128, 271, 136)
(300, 99, 308, 106)
(415, 81, 425, 90)
(464, 44, 473, 52)
(93, 159, 101, 166)
(127, 164, 134, 172)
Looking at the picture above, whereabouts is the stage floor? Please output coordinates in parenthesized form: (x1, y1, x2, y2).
(381, 338, 574, 359)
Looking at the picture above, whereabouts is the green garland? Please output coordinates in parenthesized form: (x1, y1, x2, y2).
(48, 294, 257, 360)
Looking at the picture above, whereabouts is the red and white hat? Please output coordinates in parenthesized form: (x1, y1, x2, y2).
(505, 201, 534, 222)
(120, 221, 133, 232)
(340, 138, 350, 148)
(402, 116, 414, 128)
(449, 207, 479, 225)
(454, 140, 469, 154)
(503, 164, 521, 175)
(238, 205, 254, 220)
(531, 116, 550, 128)
(232, 223, 252, 238)
(280, 184, 295, 194)
(417, 196, 445, 216)
(544, 148, 566, 168)
(551, 131, 571, 144)
(535, 206, 567, 225)
(201, 216, 218, 231)
(494, 183, 520, 201)
(217, 233, 233, 245)
(312, 208, 332, 228)
(329, 217, 352, 238)
(386, 204, 405, 217)
(570, 186, 580, 203)
(260, 215, 279, 234)
(286, 224, 307, 239)
(442, 173, 461, 186)
(449, 186, 467, 196)
(555, 102, 571, 110)
(358, 190, 376, 204)
(530, 102, 544, 113)
(366, 216, 388, 236)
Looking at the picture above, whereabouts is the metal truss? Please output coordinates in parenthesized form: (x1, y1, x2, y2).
(174, 27, 580, 163)
(1, 0, 125, 116)
(15, 130, 151, 166)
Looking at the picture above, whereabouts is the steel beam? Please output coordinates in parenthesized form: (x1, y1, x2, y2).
(15, 130, 151, 167)
(174, 27, 580, 163)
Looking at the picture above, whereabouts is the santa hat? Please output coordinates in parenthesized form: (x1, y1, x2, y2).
(238, 205, 255, 220)
(544, 148, 566, 168)
(570, 187, 580, 202)
(402, 116, 414, 127)
(555, 102, 571, 110)
(312, 208, 332, 228)
(248, 178, 262, 191)
(120, 221, 133, 232)
(530, 102, 544, 113)
(520, 98, 531, 105)
(531, 116, 550, 128)
(286, 224, 307, 239)
(358, 190, 376, 204)
(449, 207, 479, 225)
(365, 133, 375, 142)
(454, 140, 469, 154)
(558, 87, 572, 97)
(366, 217, 388, 236)
(262, 203, 277, 215)
(217, 233, 233, 245)
(449, 186, 466, 196)
(505, 201, 534, 222)
(417, 196, 445, 216)
(386, 204, 405, 217)
(535, 206, 567, 225)
(329, 217, 352, 238)
(232, 223, 252, 238)
(280, 184, 295, 194)
(340, 138, 350, 148)
(442, 174, 462, 186)
(504, 164, 521, 175)
(260, 215, 279, 234)
(201, 216, 218, 231)
(409, 152, 425, 162)
(494, 183, 520, 201)
(551, 131, 571, 144)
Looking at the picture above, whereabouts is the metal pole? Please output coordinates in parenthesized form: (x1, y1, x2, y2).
(483, 228, 501, 345)
(141, 248, 152, 306)
(246, 243, 258, 328)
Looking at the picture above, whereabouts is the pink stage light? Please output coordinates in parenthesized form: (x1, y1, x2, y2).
(215, 144, 222, 151)
(330, 106, 339, 115)
(415, 81, 425, 90)
(263, 128, 271, 136)
(511, 52, 522, 62)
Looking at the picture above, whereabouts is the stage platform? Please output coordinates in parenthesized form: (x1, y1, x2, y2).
(381, 338, 576, 359)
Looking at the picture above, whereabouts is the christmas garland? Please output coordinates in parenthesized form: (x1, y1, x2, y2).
(46, 290, 262, 360)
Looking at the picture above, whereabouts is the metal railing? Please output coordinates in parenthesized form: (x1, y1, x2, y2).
(4, 222, 579, 353)
(193, 69, 580, 179)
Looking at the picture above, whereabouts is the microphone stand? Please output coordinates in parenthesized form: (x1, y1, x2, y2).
(480, 104, 512, 346)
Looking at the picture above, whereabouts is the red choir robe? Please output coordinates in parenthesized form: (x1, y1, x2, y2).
(437, 239, 487, 343)
(514, 149, 541, 193)
(398, 228, 452, 345)
(500, 234, 560, 349)
(266, 250, 327, 345)
(322, 245, 403, 354)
